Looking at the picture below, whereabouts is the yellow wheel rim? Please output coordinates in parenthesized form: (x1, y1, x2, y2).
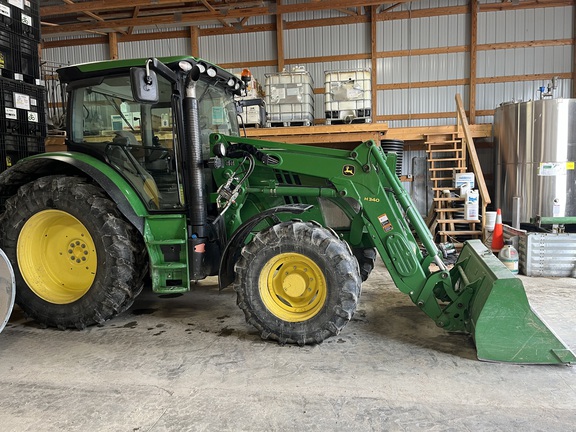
(17, 210, 97, 304)
(259, 252, 327, 322)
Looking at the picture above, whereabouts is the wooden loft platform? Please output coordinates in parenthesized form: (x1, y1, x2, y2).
(245, 123, 493, 150)
(385, 124, 492, 144)
(245, 123, 389, 149)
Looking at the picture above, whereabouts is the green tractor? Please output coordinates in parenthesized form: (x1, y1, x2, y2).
(0, 56, 573, 363)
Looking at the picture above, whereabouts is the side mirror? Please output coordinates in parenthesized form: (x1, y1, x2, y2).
(130, 67, 159, 103)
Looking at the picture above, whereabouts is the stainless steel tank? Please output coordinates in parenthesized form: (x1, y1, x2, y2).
(494, 98, 576, 224)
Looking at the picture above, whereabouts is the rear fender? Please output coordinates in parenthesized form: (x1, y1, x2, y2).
(218, 204, 312, 289)
(0, 153, 149, 234)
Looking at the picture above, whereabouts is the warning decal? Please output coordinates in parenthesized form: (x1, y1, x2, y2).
(378, 213, 393, 232)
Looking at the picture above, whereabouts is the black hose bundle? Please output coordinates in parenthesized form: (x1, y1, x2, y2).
(226, 143, 279, 165)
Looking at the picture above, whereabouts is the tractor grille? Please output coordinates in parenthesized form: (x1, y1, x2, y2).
(274, 170, 301, 205)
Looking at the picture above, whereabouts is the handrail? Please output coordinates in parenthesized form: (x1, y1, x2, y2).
(455, 94, 491, 206)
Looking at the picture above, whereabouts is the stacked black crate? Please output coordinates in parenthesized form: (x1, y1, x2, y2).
(0, 0, 44, 172)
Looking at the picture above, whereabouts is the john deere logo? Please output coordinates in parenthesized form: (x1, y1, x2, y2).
(343, 165, 355, 176)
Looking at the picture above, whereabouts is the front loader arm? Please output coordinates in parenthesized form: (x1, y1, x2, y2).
(210, 134, 457, 327)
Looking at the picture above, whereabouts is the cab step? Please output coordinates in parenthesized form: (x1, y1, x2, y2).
(155, 285, 189, 294)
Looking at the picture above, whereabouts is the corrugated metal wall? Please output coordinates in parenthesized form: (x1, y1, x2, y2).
(42, 34, 108, 66)
(476, 5, 573, 125)
(42, 1, 573, 129)
(120, 27, 190, 59)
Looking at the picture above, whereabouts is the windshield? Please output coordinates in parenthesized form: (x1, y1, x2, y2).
(68, 73, 239, 211)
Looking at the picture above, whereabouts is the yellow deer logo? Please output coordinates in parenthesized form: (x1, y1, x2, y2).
(343, 165, 355, 176)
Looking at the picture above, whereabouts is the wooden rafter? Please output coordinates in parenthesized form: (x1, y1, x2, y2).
(127, 7, 140, 35)
(41, 0, 412, 35)
(40, 0, 575, 38)
(200, 0, 230, 27)
(61, 0, 127, 35)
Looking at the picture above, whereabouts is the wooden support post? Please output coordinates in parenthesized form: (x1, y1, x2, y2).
(190, 26, 200, 57)
(276, 0, 285, 72)
(469, 0, 478, 123)
(108, 32, 118, 60)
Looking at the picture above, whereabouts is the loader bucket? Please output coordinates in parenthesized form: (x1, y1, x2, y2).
(456, 240, 576, 364)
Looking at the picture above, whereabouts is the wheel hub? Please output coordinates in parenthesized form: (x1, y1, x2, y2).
(17, 210, 97, 304)
(259, 252, 327, 322)
(68, 240, 90, 264)
(282, 273, 307, 297)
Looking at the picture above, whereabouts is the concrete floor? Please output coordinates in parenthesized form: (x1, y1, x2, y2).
(0, 260, 575, 432)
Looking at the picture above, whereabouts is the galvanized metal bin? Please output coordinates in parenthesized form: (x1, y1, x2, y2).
(324, 69, 371, 124)
(503, 225, 576, 277)
(264, 69, 314, 126)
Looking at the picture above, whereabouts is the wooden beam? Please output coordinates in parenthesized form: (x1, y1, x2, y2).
(200, 0, 230, 27)
(384, 124, 492, 141)
(218, 59, 277, 69)
(245, 124, 492, 147)
(478, 39, 573, 50)
(377, 46, 467, 58)
(379, 6, 467, 21)
(42, 7, 273, 35)
(62, 0, 127, 35)
(479, 0, 573, 12)
(41, 0, 403, 35)
(40, 0, 574, 36)
(469, 0, 478, 123)
(378, 79, 469, 91)
(190, 26, 199, 57)
(108, 32, 118, 60)
(285, 14, 368, 30)
(200, 23, 274, 36)
(41, 0, 404, 17)
(276, 0, 285, 72)
(277, 0, 410, 14)
(41, 0, 188, 16)
(477, 72, 572, 84)
(127, 6, 140, 35)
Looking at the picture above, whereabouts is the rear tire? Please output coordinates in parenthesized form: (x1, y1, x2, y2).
(353, 247, 377, 282)
(0, 176, 147, 329)
(234, 221, 361, 345)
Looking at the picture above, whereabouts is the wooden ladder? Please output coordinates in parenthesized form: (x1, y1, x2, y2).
(426, 132, 482, 245)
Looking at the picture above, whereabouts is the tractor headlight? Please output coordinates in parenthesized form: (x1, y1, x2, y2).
(213, 142, 226, 157)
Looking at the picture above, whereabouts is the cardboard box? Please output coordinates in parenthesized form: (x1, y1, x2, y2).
(44, 135, 67, 152)
(454, 172, 475, 189)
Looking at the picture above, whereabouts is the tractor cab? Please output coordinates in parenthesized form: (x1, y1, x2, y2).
(60, 57, 243, 211)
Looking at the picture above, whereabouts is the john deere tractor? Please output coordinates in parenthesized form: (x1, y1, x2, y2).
(0, 56, 573, 363)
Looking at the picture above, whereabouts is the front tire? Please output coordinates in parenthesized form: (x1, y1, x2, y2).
(234, 221, 361, 345)
(0, 176, 147, 329)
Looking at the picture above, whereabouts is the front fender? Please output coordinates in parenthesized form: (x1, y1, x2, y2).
(0, 152, 149, 233)
(218, 204, 312, 289)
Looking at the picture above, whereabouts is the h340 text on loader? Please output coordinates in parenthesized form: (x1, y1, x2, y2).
(0, 56, 573, 364)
